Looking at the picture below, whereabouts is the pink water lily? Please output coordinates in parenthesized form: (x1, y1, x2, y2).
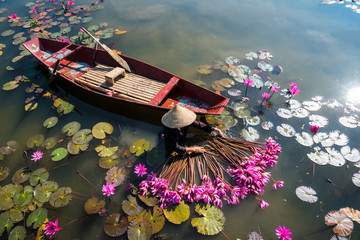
(276, 226, 292, 240)
(272, 180, 284, 190)
(64, 39, 70, 43)
(44, 219, 61, 239)
(31, 151, 43, 162)
(67, 1, 74, 5)
(310, 125, 319, 134)
(258, 199, 269, 209)
(134, 163, 147, 177)
(31, 9, 37, 13)
(244, 79, 253, 97)
(102, 183, 115, 197)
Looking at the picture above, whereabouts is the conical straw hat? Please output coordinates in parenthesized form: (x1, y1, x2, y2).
(161, 104, 196, 128)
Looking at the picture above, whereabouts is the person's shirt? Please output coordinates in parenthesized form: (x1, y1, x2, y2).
(163, 121, 214, 155)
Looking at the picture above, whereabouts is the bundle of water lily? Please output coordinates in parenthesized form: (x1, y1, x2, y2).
(138, 136, 283, 209)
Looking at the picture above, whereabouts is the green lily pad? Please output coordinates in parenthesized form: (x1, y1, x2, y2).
(234, 109, 251, 118)
(41, 137, 58, 150)
(12, 37, 27, 45)
(104, 213, 128, 237)
(20, 49, 31, 56)
(0, 211, 14, 236)
(60, 27, 72, 33)
(26, 207, 47, 229)
(43, 116, 58, 128)
(193, 80, 206, 86)
(130, 139, 151, 156)
(88, 25, 99, 31)
(67, 140, 89, 155)
(2, 80, 19, 90)
(0, 166, 10, 182)
(95, 145, 118, 157)
(57, 102, 74, 114)
(105, 167, 126, 187)
(12, 167, 31, 184)
(0, 140, 19, 155)
(9, 206, 26, 223)
(191, 204, 225, 235)
(122, 195, 144, 216)
(29, 168, 49, 186)
(138, 194, 159, 207)
(34, 181, 59, 202)
(62, 121, 81, 136)
(144, 205, 165, 234)
(13, 190, 33, 207)
(163, 201, 190, 224)
(1, 29, 15, 37)
(102, 32, 114, 39)
(92, 122, 113, 139)
(98, 154, 119, 169)
(197, 65, 213, 75)
(84, 197, 105, 214)
(49, 187, 72, 208)
(27, 134, 44, 148)
(50, 32, 61, 39)
(50, 147, 68, 161)
(72, 129, 93, 144)
(82, 17, 93, 23)
(0, 194, 14, 211)
(127, 218, 152, 240)
(8, 225, 26, 240)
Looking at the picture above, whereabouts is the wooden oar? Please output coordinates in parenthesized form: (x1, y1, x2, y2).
(81, 27, 131, 72)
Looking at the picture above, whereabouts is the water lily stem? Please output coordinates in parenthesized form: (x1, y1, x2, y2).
(221, 230, 231, 240)
(76, 170, 97, 191)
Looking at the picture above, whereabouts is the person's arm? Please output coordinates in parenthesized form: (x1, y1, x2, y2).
(192, 121, 224, 137)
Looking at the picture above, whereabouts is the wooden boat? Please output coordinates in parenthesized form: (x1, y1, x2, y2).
(23, 37, 229, 122)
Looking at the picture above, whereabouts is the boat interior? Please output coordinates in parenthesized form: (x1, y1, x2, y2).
(23, 37, 229, 114)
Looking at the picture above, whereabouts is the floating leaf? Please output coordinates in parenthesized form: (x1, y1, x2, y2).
(241, 127, 259, 142)
(352, 172, 360, 187)
(291, 108, 309, 118)
(307, 150, 330, 165)
(276, 123, 296, 137)
(34, 181, 59, 202)
(295, 132, 314, 147)
(127, 218, 152, 240)
(225, 56, 240, 65)
(211, 81, 225, 91)
(62, 121, 81, 136)
(67, 140, 89, 155)
(295, 186, 318, 203)
(9, 206, 26, 223)
(309, 114, 329, 128)
(8, 225, 26, 240)
(105, 167, 126, 187)
(99, 154, 119, 169)
(25, 102, 38, 111)
(197, 65, 212, 75)
(163, 201, 190, 224)
(191, 204, 225, 235)
(339, 207, 360, 224)
(27, 134, 44, 148)
(92, 122, 113, 139)
(50, 147, 68, 161)
(2, 80, 19, 91)
(0, 212, 14, 236)
(325, 210, 353, 236)
(29, 168, 49, 186)
(49, 187, 72, 208)
(120, 148, 131, 158)
(122, 195, 144, 216)
(104, 213, 128, 237)
(72, 129, 93, 144)
(84, 197, 105, 214)
(95, 145, 118, 157)
(13, 190, 33, 207)
(130, 139, 151, 156)
(41, 137, 57, 150)
(341, 146, 360, 162)
(227, 89, 241, 96)
(12, 167, 31, 184)
(26, 208, 48, 229)
(1, 29, 15, 37)
(88, 25, 99, 31)
(0, 166, 9, 182)
(138, 194, 159, 207)
(145, 205, 165, 234)
(57, 102, 74, 114)
(247, 231, 264, 240)
(277, 108, 293, 119)
(43, 116, 58, 128)
(12, 37, 27, 45)
(326, 147, 346, 167)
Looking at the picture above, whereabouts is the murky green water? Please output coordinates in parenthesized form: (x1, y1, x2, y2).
(1, 0, 360, 239)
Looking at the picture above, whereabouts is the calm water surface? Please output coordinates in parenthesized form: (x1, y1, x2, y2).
(0, 0, 360, 239)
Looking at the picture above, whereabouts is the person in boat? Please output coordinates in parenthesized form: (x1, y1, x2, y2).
(161, 104, 224, 155)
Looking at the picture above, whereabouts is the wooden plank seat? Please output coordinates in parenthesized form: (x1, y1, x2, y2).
(148, 77, 179, 106)
(44, 44, 82, 68)
(75, 64, 166, 103)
